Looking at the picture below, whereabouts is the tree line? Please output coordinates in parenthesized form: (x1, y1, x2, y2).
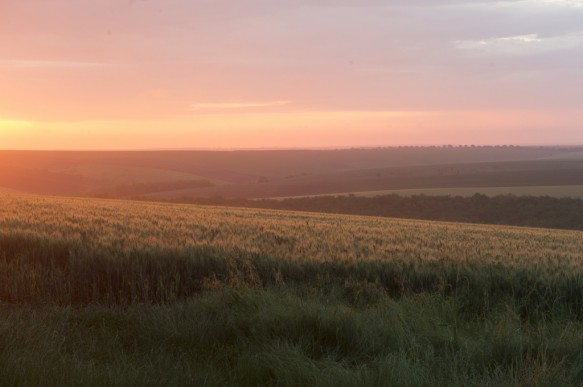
(171, 193, 583, 231)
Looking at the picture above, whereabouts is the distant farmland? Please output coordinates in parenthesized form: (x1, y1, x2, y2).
(2, 147, 583, 200)
(275, 185, 583, 199)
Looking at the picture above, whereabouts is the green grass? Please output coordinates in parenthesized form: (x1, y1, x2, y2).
(1, 193, 583, 385)
(3, 289, 583, 386)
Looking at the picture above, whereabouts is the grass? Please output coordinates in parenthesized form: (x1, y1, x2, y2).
(1, 193, 583, 385)
(2, 290, 583, 386)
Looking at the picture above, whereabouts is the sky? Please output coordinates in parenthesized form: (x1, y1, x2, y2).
(0, 0, 582, 150)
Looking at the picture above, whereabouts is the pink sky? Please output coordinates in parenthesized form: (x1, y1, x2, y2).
(1, 0, 582, 149)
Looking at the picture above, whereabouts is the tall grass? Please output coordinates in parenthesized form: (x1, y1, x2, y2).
(2, 289, 583, 386)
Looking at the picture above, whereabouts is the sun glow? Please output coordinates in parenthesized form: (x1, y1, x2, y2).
(1, 107, 581, 150)
(0, 119, 32, 130)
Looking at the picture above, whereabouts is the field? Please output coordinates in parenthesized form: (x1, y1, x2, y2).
(0, 186, 23, 194)
(144, 158, 583, 200)
(1, 193, 583, 385)
(274, 185, 583, 199)
(2, 147, 583, 200)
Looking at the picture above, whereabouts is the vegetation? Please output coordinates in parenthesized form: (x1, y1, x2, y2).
(1, 193, 583, 385)
(2, 147, 583, 199)
(146, 158, 583, 200)
(169, 193, 583, 231)
(98, 179, 213, 198)
(280, 185, 583, 200)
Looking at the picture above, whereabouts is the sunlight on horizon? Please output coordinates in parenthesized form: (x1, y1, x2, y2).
(0, 119, 32, 130)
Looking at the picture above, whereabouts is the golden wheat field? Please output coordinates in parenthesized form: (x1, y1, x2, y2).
(1, 193, 582, 275)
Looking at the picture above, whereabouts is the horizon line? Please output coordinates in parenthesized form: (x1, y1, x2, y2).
(1, 144, 583, 152)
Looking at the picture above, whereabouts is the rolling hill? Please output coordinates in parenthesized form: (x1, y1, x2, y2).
(2, 146, 583, 199)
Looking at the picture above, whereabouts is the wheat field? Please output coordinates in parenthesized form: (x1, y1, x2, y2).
(1, 193, 583, 385)
(1, 193, 582, 306)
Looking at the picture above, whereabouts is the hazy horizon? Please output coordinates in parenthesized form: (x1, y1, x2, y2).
(1, 1, 582, 149)
(2, 143, 583, 152)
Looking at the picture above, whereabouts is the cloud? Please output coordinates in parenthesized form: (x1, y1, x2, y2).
(190, 101, 292, 111)
(455, 32, 583, 55)
(519, 0, 583, 7)
(0, 60, 112, 69)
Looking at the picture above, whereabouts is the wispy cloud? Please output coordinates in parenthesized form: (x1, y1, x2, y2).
(523, 0, 583, 7)
(455, 32, 583, 55)
(469, 0, 583, 8)
(0, 60, 111, 69)
(190, 101, 292, 111)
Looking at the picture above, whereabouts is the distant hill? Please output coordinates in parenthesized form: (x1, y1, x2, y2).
(1, 146, 583, 198)
(180, 193, 583, 231)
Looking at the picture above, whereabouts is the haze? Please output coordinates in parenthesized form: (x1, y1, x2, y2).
(1, 0, 582, 150)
